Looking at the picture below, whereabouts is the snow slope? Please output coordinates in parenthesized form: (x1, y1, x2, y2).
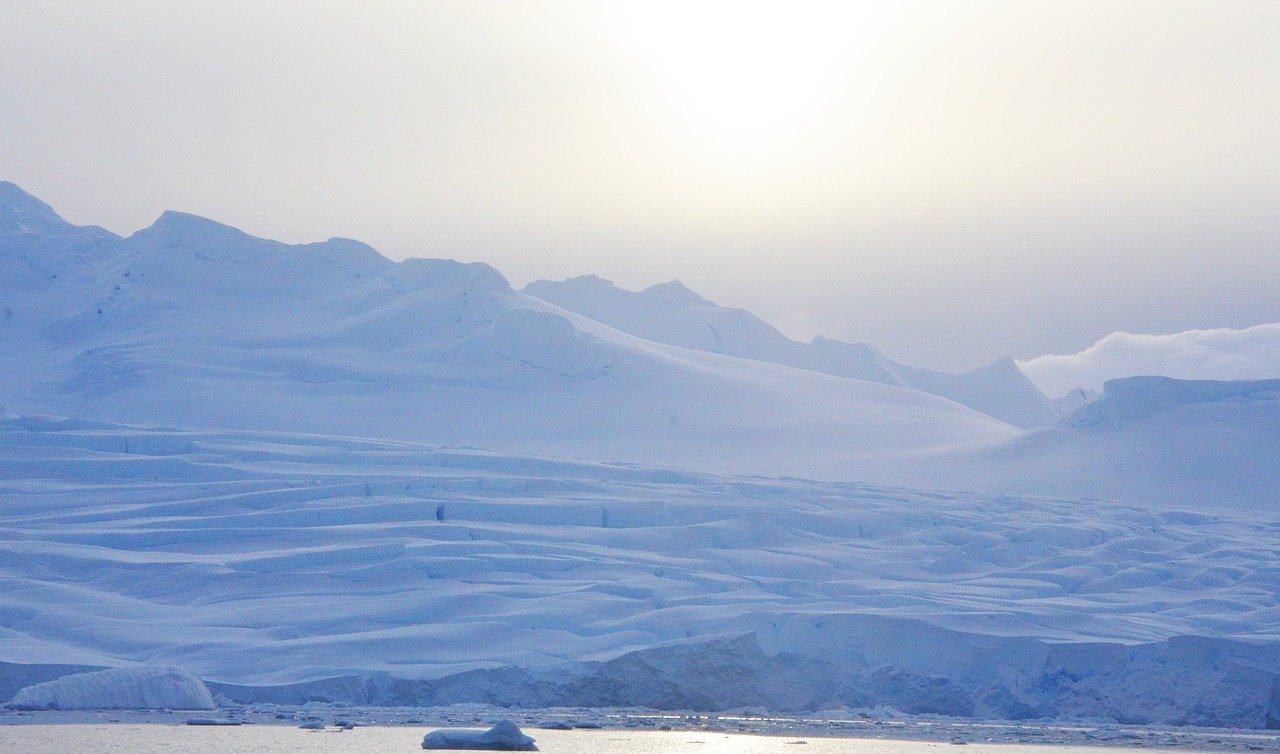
(524, 275, 1058, 428)
(8, 183, 1274, 508)
(943, 376, 1280, 512)
(3, 416, 1279, 691)
(6, 666, 214, 710)
(4, 183, 1280, 723)
(4, 417, 1280, 725)
(0, 183, 1013, 484)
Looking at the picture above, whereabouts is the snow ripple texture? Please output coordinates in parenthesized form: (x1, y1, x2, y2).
(1, 417, 1278, 686)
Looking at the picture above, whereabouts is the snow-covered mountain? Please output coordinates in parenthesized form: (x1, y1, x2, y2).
(5, 182, 1280, 724)
(525, 275, 1058, 428)
(945, 376, 1280, 511)
(0, 182, 1014, 484)
(5, 181, 1278, 507)
(1051, 386, 1101, 416)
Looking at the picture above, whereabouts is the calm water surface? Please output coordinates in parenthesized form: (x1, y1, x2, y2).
(0, 725, 1215, 754)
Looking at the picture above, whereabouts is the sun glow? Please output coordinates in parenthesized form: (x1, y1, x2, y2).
(609, 2, 890, 164)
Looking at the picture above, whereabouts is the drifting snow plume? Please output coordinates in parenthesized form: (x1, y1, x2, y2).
(1019, 323, 1280, 397)
(6, 666, 215, 710)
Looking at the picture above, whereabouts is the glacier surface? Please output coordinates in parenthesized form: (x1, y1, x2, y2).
(3, 182, 1280, 725)
(1, 416, 1279, 727)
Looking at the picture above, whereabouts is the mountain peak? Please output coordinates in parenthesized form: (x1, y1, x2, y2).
(0, 181, 75, 235)
(966, 355, 1024, 378)
(638, 279, 713, 307)
(524, 274, 618, 295)
(526, 276, 714, 310)
(392, 257, 512, 293)
(141, 210, 251, 239)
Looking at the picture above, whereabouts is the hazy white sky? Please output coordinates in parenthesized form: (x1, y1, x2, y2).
(3, 1, 1279, 369)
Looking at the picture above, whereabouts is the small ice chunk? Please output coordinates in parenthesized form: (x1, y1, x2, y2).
(423, 720, 538, 751)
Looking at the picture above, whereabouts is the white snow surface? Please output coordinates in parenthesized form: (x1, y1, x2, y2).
(6, 666, 214, 710)
(944, 376, 1280, 511)
(0, 184, 1014, 484)
(525, 275, 1058, 429)
(4, 184, 1278, 508)
(4, 182, 1280, 705)
(2, 417, 1278, 686)
(423, 721, 537, 750)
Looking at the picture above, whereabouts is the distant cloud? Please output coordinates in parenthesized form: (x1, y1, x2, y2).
(1018, 323, 1280, 397)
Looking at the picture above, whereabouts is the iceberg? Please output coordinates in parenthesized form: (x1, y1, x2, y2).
(6, 666, 215, 710)
(423, 720, 538, 750)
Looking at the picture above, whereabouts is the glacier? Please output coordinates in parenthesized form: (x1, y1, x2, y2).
(2, 181, 1279, 727)
(946, 375, 1280, 512)
(2, 417, 1280, 726)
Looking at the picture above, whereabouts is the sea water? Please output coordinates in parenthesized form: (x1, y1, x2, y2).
(0, 726, 1230, 754)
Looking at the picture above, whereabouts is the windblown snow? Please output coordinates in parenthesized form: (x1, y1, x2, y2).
(6, 666, 214, 710)
(1019, 323, 1280, 396)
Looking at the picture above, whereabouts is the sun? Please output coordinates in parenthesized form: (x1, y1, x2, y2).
(608, 2, 883, 161)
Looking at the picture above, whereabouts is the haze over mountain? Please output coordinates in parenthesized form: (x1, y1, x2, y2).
(4, 180, 1278, 511)
(525, 275, 1057, 428)
(4, 0, 1280, 729)
(6, 3, 1279, 372)
(0, 181, 1015, 485)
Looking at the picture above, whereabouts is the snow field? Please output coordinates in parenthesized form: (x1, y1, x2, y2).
(2, 417, 1277, 688)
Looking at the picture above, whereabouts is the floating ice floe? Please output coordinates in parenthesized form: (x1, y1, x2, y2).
(423, 720, 538, 750)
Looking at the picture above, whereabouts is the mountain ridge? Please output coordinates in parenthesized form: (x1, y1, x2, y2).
(525, 274, 1058, 428)
(4, 181, 1277, 508)
(0, 183, 1015, 484)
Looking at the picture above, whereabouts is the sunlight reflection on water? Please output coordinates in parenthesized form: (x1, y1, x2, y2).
(0, 725, 1210, 754)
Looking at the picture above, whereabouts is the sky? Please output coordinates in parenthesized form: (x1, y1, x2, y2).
(2, 1, 1279, 371)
